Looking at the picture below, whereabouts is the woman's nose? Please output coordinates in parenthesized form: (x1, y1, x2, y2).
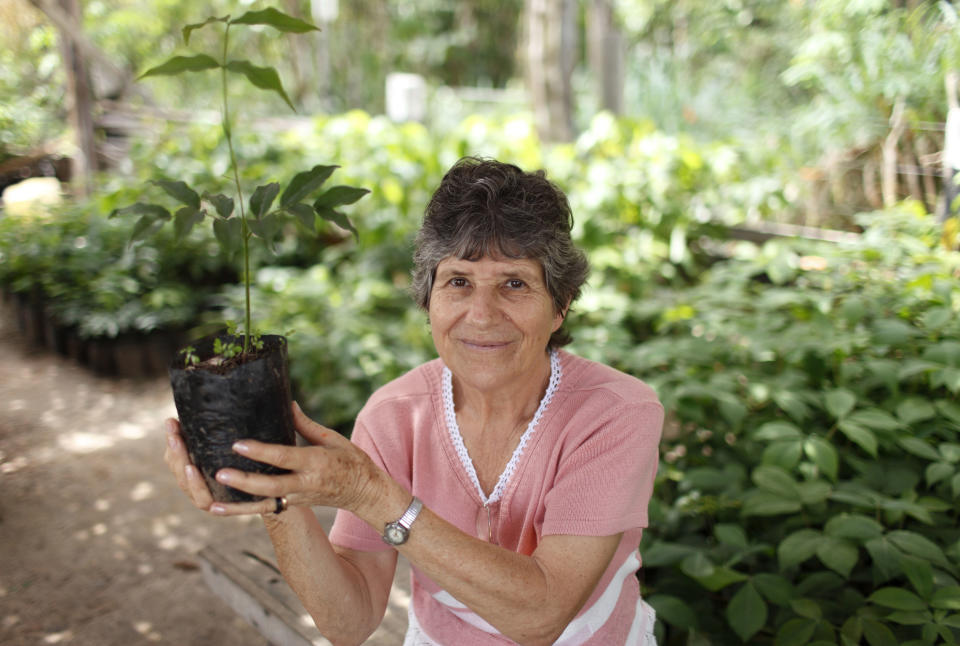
(466, 288, 499, 323)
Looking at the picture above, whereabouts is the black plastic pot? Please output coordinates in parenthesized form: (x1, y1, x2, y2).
(169, 334, 296, 503)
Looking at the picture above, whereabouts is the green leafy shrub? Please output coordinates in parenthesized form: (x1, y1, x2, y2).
(590, 205, 960, 645)
(0, 199, 230, 339)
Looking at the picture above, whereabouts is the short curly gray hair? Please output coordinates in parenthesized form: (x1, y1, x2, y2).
(412, 157, 589, 348)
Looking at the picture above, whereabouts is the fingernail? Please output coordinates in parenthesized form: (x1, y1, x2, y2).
(293, 401, 303, 414)
(165, 419, 176, 434)
(233, 441, 249, 454)
(210, 504, 226, 514)
(216, 470, 232, 483)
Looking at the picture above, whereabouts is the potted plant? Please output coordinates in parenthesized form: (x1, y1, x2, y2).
(112, 8, 368, 502)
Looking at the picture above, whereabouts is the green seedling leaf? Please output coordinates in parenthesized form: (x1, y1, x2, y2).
(110, 203, 171, 245)
(775, 617, 817, 646)
(692, 565, 748, 592)
(931, 586, 960, 610)
(726, 582, 767, 641)
(753, 573, 796, 606)
(314, 185, 370, 208)
(213, 215, 242, 253)
(280, 164, 338, 207)
(285, 202, 317, 230)
(925, 461, 953, 487)
(824, 514, 884, 541)
(225, 60, 294, 111)
(173, 206, 204, 240)
(109, 202, 169, 221)
(315, 205, 358, 240)
(752, 465, 800, 498)
(152, 179, 200, 209)
(816, 536, 858, 578)
(202, 192, 235, 219)
(865, 537, 904, 583)
(848, 408, 903, 432)
(869, 587, 926, 612)
(645, 594, 698, 629)
(714, 523, 748, 548)
(900, 554, 935, 599)
(741, 490, 802, 517)
(140, 54, 220, 79)
(752, 421, 803, 441)
(897, 398, 937, 425)
(230, 8, 320, 33)
(249, 183, 280, 219)
(804, 435, 839, 481)
(778, 529, 822, 570)
(861, 618, 898, 646)
(247, 211, 281, 250)
(898, 436, 941, 461)
(182, 15, 229, 44)
(887, 530, 952, 570)
(825, 389, 857, 419)
(838, 420, 878, 457)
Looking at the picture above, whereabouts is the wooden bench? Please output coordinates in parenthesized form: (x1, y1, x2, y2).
(198, 510, 411, 645)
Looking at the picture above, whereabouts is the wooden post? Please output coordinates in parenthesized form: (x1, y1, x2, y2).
(587, 0, 624, 115)
(55, 0, 96, 197)
(525, 0, 577, 143)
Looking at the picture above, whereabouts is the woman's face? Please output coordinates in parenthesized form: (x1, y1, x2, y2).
(428, 254, 564, 394)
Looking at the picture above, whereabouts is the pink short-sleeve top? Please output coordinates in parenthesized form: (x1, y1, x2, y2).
(329, 349, 664, 644)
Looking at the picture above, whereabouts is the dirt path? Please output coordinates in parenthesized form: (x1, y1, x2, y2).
(0, 307, 407, 645)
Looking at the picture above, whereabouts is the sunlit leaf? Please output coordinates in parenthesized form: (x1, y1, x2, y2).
(804, 435, 838, 481)
(182, 15, 229, 44)
(225, 60, 294, 111)
(930, 585, 960, 610)
(869, 587, 926, 611)
(280, 165, 338, 207)
(837, 420, 878, 456)
(230, 8, 320, 33)
(314, 185, 370, 208)
(139, 54, 220, 79)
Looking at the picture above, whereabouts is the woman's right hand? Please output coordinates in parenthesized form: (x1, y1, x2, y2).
(163, 418, 215, 511)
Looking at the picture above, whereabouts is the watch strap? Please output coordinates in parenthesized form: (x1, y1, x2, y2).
(396, 496, 423, 530)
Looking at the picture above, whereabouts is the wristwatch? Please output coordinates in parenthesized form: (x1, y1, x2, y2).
(382, 496, 423, 546)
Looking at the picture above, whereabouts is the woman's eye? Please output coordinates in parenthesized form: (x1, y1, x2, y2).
(507, 279, 525, 289)
(450, 277, 468, 287)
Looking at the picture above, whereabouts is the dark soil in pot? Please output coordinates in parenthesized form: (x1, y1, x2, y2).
(169, 333, 296, 503)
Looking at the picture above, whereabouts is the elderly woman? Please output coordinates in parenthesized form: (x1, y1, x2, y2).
(165, 157, 664, 645)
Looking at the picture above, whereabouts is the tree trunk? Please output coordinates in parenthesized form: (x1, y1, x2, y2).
(55, 0, 96, 197)
(881, 99, 906, 208)
(525, 0, 577, 143)
(587, 0, 624, 115)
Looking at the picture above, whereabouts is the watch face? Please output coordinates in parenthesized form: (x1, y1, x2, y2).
(384, 524, 407, 545)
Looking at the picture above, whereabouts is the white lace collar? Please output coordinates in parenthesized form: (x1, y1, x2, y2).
(441, 350, 562, 506)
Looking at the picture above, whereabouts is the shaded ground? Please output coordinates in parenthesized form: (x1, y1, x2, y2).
(0, 306, 406, 645)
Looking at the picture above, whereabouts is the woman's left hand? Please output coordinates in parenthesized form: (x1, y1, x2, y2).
(208, 402, 383, 516)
